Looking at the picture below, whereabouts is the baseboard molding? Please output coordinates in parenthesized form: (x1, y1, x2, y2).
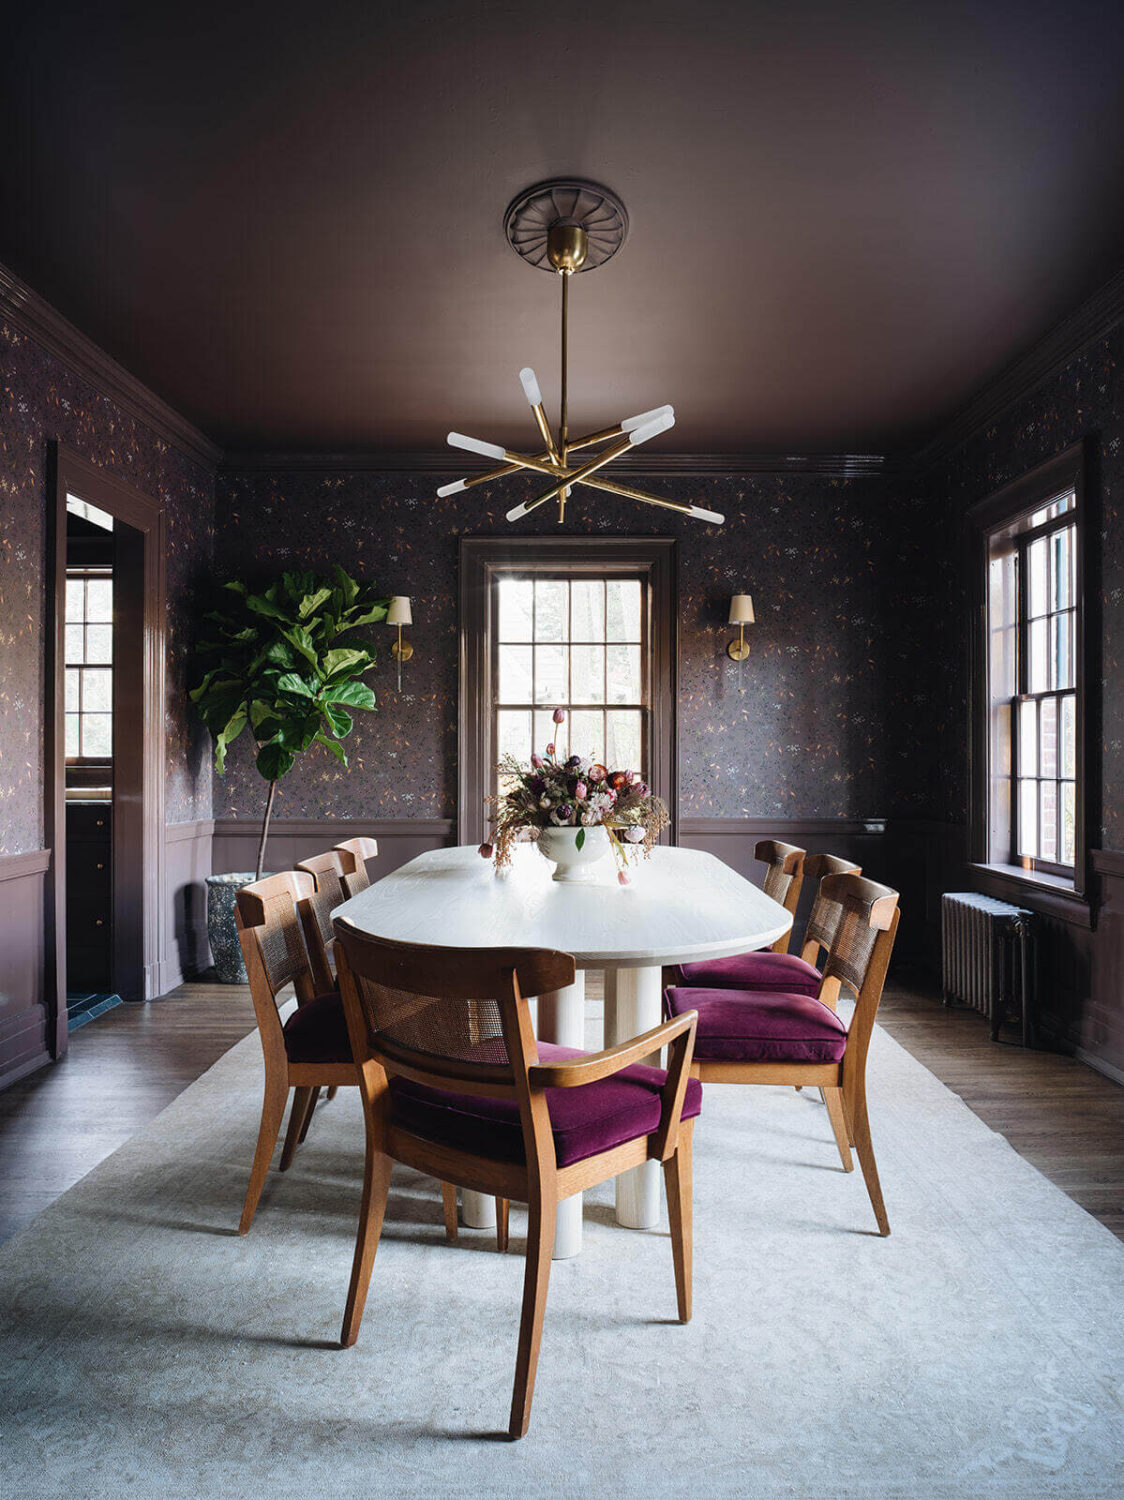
(1074, 1046, 1124, 1090)
(165, 818, 215, 844)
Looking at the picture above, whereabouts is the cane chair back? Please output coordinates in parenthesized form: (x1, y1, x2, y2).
(333, 837, 380, 897)
(755, 840, 805, 953)
(817, 872, 900, 1074)
(295, 850, 355, 993)
(800, 853, 862, 964)
(236, 872, 319, 1013)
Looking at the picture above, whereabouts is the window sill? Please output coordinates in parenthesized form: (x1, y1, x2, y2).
(969, 863, 1092, 927)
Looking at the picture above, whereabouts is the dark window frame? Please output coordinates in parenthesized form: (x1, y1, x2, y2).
(967, 441, 1094, 904)
(458, 537, 677, 847)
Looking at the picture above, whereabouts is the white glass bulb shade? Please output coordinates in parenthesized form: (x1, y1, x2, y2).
(447, 431, 506, 461)
(506, 500, 531, 522)
(436, 479, 467, 497)
(728, 593, 754, 623)
(691, 507, 725, 525)
(386, 596, 413, 626)
(519, 367, 543, 407)
(628, 410, 676, 445)
(620, 404, 674, 433)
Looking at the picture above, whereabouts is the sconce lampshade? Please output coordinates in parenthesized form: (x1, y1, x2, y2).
(386, 596, 413, 626)
(728, 593, 755, 625)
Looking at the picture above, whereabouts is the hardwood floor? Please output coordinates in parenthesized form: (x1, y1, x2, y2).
(2, 970, 1124, 1245)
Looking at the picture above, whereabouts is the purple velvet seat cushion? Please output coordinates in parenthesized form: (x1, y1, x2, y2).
(389, 1042, 702, 1168)
(282, 991, 353, 1065)
(676, 951, 822, 998)
(665, 987, 847, 1065)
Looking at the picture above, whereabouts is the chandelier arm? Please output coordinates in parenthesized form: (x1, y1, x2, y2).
(509, 435, 634, 520)
(445, 424, 627, 496)
(575, 473, 725, 523)
(531, 403, 560, 465)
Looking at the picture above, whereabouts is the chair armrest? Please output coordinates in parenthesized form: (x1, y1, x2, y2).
(527, 1013, 696, 1089)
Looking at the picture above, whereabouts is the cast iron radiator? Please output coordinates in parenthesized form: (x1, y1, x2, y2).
(940, 892, 1035, 1045)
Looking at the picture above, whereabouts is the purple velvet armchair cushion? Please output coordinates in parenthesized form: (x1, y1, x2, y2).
(282, 991, 353, 1065)
(389, 1042, 702, 1168)
(664, 986, 848, 1065)
(676, 951, 823, 998)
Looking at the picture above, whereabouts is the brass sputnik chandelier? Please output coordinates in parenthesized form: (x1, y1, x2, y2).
(436, 179, 725, 527)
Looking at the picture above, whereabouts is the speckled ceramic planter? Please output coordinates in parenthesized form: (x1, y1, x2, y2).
(205, 873, 261, 985)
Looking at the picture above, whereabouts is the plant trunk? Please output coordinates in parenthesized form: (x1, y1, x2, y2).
(256, 780, 278, 881)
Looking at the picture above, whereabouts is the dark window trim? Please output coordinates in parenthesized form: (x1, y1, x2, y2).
(967, 440, 1095, 903)
(458, 537, 677, 848)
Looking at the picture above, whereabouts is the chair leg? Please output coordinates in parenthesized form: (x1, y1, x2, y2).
(496, 1197, 509, 1253)
(663, 1124, 693, 1323)
(340, 1136, 393, 1347)
(239, 1073, 290, 1235)
(850, 1085, 890, 1236)
(279, 1085, 315, 1171)
(823, 1087, 854, 1172)
(297, 1085, 322, 1145)
(326, 1085, 339, 1101)
(440, 1181, 459, 1243)
(508, 1192, 557, 1440)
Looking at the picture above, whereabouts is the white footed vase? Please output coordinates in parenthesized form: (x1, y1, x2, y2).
(536, 825, 612, 883)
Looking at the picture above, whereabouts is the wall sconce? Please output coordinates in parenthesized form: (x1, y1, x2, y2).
(726, 593, 754, 660)
(387, 596, 413, 691)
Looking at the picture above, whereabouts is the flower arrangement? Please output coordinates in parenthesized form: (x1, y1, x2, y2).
(482, 708, 669, 882)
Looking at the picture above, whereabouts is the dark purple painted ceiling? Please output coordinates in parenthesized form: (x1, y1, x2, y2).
(4, 0, 1124, 455)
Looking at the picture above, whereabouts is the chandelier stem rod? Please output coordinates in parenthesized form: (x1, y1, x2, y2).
(559, 269, 570, 523)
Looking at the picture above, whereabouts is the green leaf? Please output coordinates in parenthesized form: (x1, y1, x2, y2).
(322, 680, 376, 709)
(214, 709, 247, 774)
(279, 623, 319, 668)
(575, 827, 586, 851)
(315, 732, 349, 766)
(263, 638, 296, 668)
(342, 602, 389, 630)
(321, 647, 369, 682)
(276, 672, 315, 699)
(245, 593, 289, 622)
(255, 741, 295, 781)
(331, 564, 359, 607)
(298, 586, 332, 620)
(322, 703, 354, 737)
(223, 580, 248, 597)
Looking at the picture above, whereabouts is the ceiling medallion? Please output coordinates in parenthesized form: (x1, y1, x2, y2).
(436, 178, 724, 526)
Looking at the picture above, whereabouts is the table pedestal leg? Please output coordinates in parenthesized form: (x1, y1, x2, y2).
(535, 971, 586, 1259)
(605, 965, 663, 1229)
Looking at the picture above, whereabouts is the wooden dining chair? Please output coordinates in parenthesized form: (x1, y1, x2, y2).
(665, 873, 900, 1236)
(332, 925, 701, 1438)
(676, 849, 857, 1000)
(294, 849, 355, 994)
(234, 872, 467, 1246)
(332, 836, 379, 897)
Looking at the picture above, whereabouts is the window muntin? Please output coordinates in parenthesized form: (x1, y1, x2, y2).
(65, 568, 114, 762)
(493, 573, 647, 790)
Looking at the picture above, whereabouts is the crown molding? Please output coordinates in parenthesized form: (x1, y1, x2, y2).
(0, 261, 221, 469)
(913, 265, 1124, 472)
(219, 448, 888, 478)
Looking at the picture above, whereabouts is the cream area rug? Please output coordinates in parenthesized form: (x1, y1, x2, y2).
(2, 1002, 1123, 1500)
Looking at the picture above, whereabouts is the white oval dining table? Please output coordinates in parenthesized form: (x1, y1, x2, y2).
(333, 842, 792, 1259)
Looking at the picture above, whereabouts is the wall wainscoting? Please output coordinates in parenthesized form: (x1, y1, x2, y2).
(210, 818, 456, 884)
(0, 849, 52, 1090)
(161, 820, 217, 993)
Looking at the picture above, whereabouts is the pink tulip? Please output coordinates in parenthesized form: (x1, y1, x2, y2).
(477, 843, 493, 859)
(575, 781, 588, 800)
(545, 742, 555, 757)
(530, 753, 543, 768)
(553, 707, 566, 724)
(618, 870, 631, 886)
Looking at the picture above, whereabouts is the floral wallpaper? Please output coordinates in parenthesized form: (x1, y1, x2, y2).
(887, 326, 1123, 851)
(213, 468, 894, 823)
(0, 319, 216, 857)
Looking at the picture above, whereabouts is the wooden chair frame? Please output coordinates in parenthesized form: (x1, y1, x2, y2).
(295, 848, 357, 995)
(332, 836, 379, 898)
(796, 852, 862, 973)
(755, 839, 806, 952)
(687, 873, 900, 1238)
(333, 927, 699, 1439)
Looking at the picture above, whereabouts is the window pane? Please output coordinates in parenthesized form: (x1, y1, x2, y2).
(569, 580, 604, 642)
(65, 623, 85, 664)
(1027, 537, 1048, 618)
(1018, 779, 1037, 857)
(569, 710, 603, 763)
(65, 713, 80, 757)
(1018, 699, 1037, 776)
(1051, 530, 1072, 611)
(85, 624, 113, 664)
(86, 578, 113, 621)
(66, 579, 85, 619)
(606, 709, 642, 773)
(1062, 781, 1076, 866)
(65, 669, 80, 711)
(607, 644, 642, 704)
(534, 580, 568, 642)
(497, 645, 533, 704)
(533, 644, 566, 704)
(82, 714, 112, 758)
(1039, 696, 1057, 778)
(571, 645, 605, 704)
(497, 578, 533, 641)
(1051, 612, 1073, 691)
(1028, 617, 1048, 693)
(1061, 694, 1076, 778)
(606, 579, 642, 641)
(1038, 781, 1057, 863)
(83, 668, 113, 713)
(497, 710, 532, 764)
(534, 710, 566, 759)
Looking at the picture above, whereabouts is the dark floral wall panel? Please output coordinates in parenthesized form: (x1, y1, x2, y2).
(0, 320, 215, 856)
(213, 469, 893, 823)
(887, 327, 1123, 849)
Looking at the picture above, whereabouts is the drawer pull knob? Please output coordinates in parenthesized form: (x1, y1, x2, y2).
(96, 862, 104, 870)
(95, 919, 104, 927)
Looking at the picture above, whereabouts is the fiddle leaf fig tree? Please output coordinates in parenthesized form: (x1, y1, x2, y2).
(191, 567, 389, 879)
